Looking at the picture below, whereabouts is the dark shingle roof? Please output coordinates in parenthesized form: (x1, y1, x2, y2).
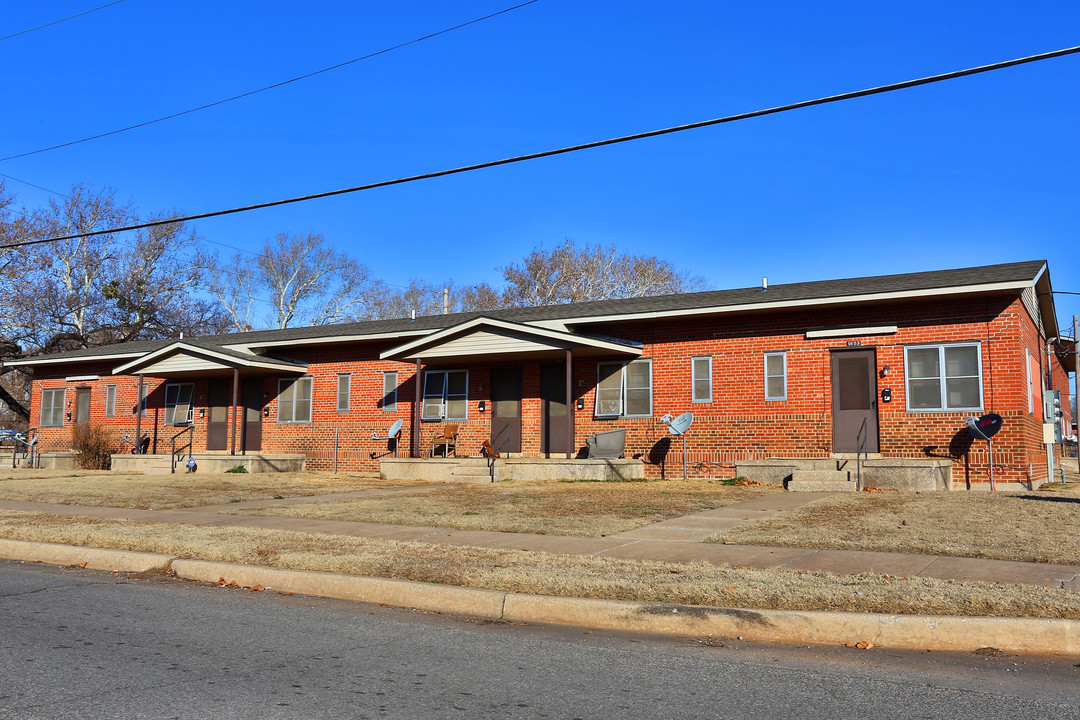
(9, 260, 1047, 365)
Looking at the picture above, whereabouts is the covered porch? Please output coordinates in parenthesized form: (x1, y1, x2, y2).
(112, 341, 307, 461)
(380, 316, 643, 465)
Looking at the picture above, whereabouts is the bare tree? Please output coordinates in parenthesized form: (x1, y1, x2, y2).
(210, 232, 372, 330)
(500, 238, 707, 306)
(353, 279, 504, 321)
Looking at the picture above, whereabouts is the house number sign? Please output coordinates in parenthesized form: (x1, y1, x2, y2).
(845, 340, 862, 347)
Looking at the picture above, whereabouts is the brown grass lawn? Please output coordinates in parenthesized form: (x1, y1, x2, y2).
(0, 509, 1076, 619)
(232, 479, 781, 536)
(712, 484, 1080, 565)
(0, 469, 431, 510)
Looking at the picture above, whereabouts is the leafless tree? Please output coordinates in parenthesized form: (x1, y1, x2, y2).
(0, 184, 225, 421)
(210, 232, 372, 330)
(353, 279, 504, 321)
(500, 238, 707, 307)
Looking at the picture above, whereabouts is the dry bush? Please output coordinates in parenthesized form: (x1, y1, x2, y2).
(72, 424, 113, 470)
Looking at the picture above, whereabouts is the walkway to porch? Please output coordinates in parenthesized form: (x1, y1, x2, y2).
(381, 457, 644, 483)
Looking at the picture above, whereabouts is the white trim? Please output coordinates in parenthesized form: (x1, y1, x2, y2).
(65, 374, 100, 382)
(691, 356, 712, 403)
(805, 326, 898, 339)
(6, 352, 142, 368)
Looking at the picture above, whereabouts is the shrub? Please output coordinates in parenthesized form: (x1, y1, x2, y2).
(73, 423, 113, 470)
(225, 465, 248, 473)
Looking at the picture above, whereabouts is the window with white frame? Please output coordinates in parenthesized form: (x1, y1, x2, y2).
(691, 357, 712, 403)
(764, 352, 787, 401)
(278, 377, 313, 423)
(164, 383, 194, 426)
(105, 385, 116, 417)
(137, 382, 148, 417)
(337, 374, 350, 413)
(422, 369, 467, 421)
(382, 372, 397, 412)
(41, 388, 65, 427)
(905, 343, 982, 411)
(595, 359, 652, 418)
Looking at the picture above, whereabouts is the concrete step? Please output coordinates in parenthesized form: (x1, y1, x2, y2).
(788, 468, 857, 492)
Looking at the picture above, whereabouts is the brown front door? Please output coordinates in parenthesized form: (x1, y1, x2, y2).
(74, 387, 91, 424)
(206, 379, 230, 451)
(831, 349, 879, 453)
(241, 379, 262, 452)
(490, 368, 521, 454)
(541, 365, 570, 456)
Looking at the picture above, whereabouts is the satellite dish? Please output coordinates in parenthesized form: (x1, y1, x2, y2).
(664, 412, 694, 436)
(965, 414, 1002, 441)
(387, 419, 404, 438)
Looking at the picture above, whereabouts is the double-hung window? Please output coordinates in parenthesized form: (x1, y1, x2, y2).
(764, 352, 787, 401)
(691, 357, 712, 403)
(41, 388, 65, 427)
(905, 343, 982, 412)
(382, 371, 398, 412)
(164, 383, 194, 425)
(278, 377, 313, 423)
(105, 385, 116, 417)
(337, 374, 351, 413)
(595, 359, 652, 418)
(422, 369, 467, 421)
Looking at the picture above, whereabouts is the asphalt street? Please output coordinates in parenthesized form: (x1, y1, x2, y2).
(1, 560, 1077, 720)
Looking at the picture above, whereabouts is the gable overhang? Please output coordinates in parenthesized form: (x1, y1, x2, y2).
(380, 317, 642, 365)
(112, 342, 307, 378)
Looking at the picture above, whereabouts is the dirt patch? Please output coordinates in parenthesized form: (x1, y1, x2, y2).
(711, 490, 1080, 565)
(232, 479, 780, 536)
(0, 509, 1076, 619)
(0, 468, 431, 509)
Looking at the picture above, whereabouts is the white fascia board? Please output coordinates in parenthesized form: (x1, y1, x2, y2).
(226, 329, 431, 353)
(557, 281, 1033, 327)
(805, 325, 898, 339)
(4, 352, 143, 368)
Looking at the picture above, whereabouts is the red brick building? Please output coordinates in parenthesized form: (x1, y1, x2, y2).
(7, 260, 1073, 486)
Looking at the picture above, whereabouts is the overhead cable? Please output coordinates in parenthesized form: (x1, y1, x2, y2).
(0, 0, 540, 163)
(0, 1, 127, 43)
(4, 44, 1078, 251)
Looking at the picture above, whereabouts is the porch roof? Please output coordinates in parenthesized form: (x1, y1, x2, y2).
(379, 316, 642, 364)
(111, 341, 307, 377)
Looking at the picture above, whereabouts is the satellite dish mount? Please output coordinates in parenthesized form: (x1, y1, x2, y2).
(660, 412, 694, 480)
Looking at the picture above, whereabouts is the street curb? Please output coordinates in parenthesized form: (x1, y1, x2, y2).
(3, 541, 1078, 656)
(0, 538, 171, 573)
(170, 559, 507, 620)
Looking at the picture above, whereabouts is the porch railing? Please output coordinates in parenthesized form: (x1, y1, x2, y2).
(170, 426, 195, 474)
(855, 417, 868, 489)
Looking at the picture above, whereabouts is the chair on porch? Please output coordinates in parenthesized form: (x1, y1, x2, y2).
(430, 424, 459, 457)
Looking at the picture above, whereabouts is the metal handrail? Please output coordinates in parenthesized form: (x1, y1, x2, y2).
(855, 417, 868, 489)
(170, 425, 195, 474)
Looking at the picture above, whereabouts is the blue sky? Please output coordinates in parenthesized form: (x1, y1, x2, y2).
(2, 1, 1078, 335)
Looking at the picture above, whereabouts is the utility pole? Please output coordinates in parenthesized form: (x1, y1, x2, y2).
(443, 287, 449, 315)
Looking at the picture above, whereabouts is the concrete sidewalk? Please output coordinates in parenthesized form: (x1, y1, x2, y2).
(1, 491, 1078, 591)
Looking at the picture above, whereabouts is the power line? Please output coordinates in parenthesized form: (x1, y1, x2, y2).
(0, 1, 540, 163)
(0, 0, 127, 42)
(4, 44, 1078, 251)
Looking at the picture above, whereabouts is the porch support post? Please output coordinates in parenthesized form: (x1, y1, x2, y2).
(565, 349, 573, 460)
(413, 358, 422, 458)
(134, 374, 144, 454)
(229, 367, 239, 456)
